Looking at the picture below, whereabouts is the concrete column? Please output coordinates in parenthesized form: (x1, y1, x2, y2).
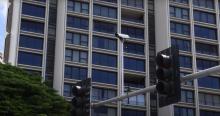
(53, 0, 66, 95)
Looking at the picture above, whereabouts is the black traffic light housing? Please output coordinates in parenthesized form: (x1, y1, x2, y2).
(71, 78, 91, 116)
(156, 47, 181, 107)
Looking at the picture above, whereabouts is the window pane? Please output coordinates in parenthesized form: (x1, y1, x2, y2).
(170, 0, 189, 4)
(66, 32, 88, 46)
(122, 109, 145, 116)
(196, 42, 218, 56)
(67, 16, 89, 29)
(194, 25, 217, 40)
(124, 42, 145, 55)
(170, 6, 189, 19)
(93, 36, 117, 51)
(18, 51, 42, 67)
(124, 57, 145, 72)
(92, 69, 117, 85)
(19, 35, 43, 50)
(65, 49, 88, 63)
(170, 22, 190, 35)
(92, 52, 117, 67)
(122, 0, 144, 8)
(196, 58, 218, 70)
(198, 76, 220, 89)
(64, 65, 87, 80)
(92, 107, 117, 116)
(63, 84, 71, 97)
(21, 20, 44, 34)
(92, 88, 116, 101)
(193, 0, 214, 9)
(179, 56, 192, 68)
(194, 10, 215, 24)
(67, 0, 89, 14)
(22, 3, 45, 18)
(171, 37, 191, 51)
(174, 106, 195, 116)
(122, 26, 144, 39)
(93, 21, 117, 34)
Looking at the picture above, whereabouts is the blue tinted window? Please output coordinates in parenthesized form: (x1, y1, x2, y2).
(170, 22, 190, 35)
(122, 26, 144, 39)
(122, 0, 144, 8)
(93, 21, 117, 34)
(67, 16, 89, 29)
(199, 93, 220, 106)
(34, 0, 46, 2)
(65, 49, 88, 63)
(174, 107, 195, 116)
(22, 3, 45, 18)
(196, 59, 218, 70)
(194, 10, 215, 24)
(171, 38, 191, 51)
(67, 1, 89, 14)
(18, 51, 42, 67)
(196, 43, 218, 56)
(200, 110, 220, 116)
(181, 90, 194, 103)
(124, 57, 145, 72)
(64, 65, 87, 80)
(125, 76, 145, 88)
(121, 12, 144, 23)
(193, 0, 215, 9)
(124, 42, 145, 55)
(198, 76, 220, 89)
(122, 109, 145, 116)
(66, 32, 88, 46)
(94, 4, 117, 18)
(92, 69, 117, 85)
(99, 0, 117, 3)
(19, 35, 43, 50)
(92, 107, 117, 116)
(195, 25, 217, 40)
(63, 83, 72, 97)
(170, 0, 189, 4)
(92, 88, 116, 101)
(179, 56, 192, 68)
(93, 36, 117, 51)
(170, 6, 189, 19)
(125, 80, 145, 89)
(21, 20, 44, 34)
(92, 52, 117, 67)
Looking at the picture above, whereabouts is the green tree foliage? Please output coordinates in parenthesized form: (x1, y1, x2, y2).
(0, 64, 70, 116)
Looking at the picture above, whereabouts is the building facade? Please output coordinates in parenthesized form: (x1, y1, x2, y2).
(155, 0, 220, 116)
(3, 0, 220, 116)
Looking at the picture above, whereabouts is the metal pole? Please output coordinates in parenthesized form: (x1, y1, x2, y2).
(91, 85, 156, 107)
(120, 38, 124, 95)
(181, 65, 220, 82)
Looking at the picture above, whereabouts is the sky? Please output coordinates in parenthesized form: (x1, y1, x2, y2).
(0, 0, 8, 53)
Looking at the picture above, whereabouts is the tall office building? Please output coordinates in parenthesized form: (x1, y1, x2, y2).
(156, 0, 220, 116)
(3, 0, 220, 116)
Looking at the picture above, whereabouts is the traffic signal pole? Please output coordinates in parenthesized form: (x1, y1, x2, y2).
(91, 65, 220, 108)
(181, 65, 220, 83)
(91, 85, 157, 107)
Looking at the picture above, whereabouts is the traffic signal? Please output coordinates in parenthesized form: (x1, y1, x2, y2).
(156, 47, 181, 107)
(71, 78, 91, 116)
